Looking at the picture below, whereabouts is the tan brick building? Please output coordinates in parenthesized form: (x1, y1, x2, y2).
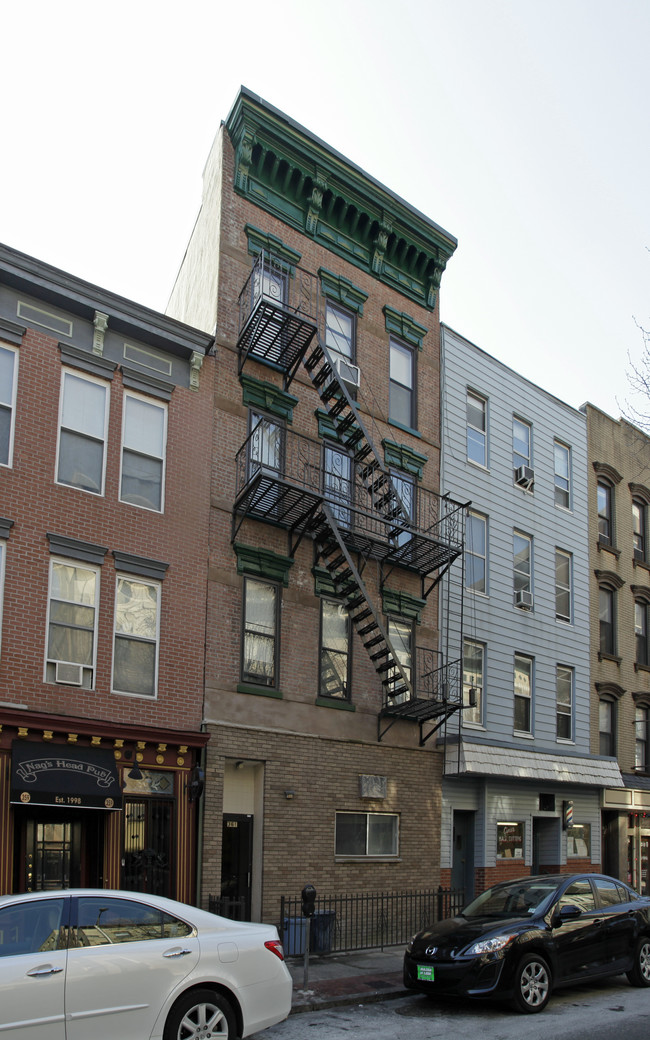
(167, 88, 465, 924)
(0, 244, 213, 900)
(584, 403, 650, 892)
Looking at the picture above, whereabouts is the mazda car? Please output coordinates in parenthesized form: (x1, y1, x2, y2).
(0, 888, 292, 1038)
(404, 873, 650, 1013)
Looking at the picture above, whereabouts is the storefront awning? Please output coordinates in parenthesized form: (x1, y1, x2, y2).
(10, 741, 123, 810)
(445, 741, 625, 788)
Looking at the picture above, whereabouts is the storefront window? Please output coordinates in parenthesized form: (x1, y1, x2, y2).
(567, 823, 591, 858)
(496, 821, 524, 860)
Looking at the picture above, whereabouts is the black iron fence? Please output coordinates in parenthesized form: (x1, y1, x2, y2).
(279, 886, 465, 956)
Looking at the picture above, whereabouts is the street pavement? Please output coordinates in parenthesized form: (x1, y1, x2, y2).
(286, 945, 408, 1012)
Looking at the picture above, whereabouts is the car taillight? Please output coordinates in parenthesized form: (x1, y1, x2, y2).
(264, 939, 285, 961)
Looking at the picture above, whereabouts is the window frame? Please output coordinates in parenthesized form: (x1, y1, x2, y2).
(241, 576, 280, 690)
(635, 705, 650, 772)
(466, 389, 487, 468)
(325, 300, 356, 362)
(111, 574, 161, 698)
(45, 556, 100, 689)
(555, 548, 573, 623)
(597, 480, 614, 545)
(0, 538, 6, 658)
(463, 639, 484, 726)
(334, 811, 399, 858)
(0, 341, 18, 469)
(556, 664, 574, 742)
(55, 367, 109, 496)
(635, 600, 649, 667)
(466, 511, 488, 595)
(512, 416, 532, 472)
(599, 697, 616, 757)
(599, 585, 617, 657)
(389, 336, 416, 430)
(119, 390, 168, 513)
(633, 499, 647, 562)
(554, 440, 571, 509)
(513, 530, 533, 602)
(386, 615, 413, 696)
(514, 653, 533, 735)
(322, 441, 353, 528)
(319, 596, 351, 701)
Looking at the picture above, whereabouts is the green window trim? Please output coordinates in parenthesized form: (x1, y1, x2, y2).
(315, 409, 360, 446)
(237, 682, 284, 699)
(383, 305, 428, 350)
(245, 225, 301, 269)
(313, 565, 338, 597)
(383, 438, 428, 479)
(315, 696, 356, 711)
(319, 268, 368, 315)
(234, 544, 294, 586)
(382, 588, 426, 624)
(240, 373, 299, 423)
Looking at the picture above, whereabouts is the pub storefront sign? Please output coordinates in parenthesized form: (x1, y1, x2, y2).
(10, 741, 123, 810)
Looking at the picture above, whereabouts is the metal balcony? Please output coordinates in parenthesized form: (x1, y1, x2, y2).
(378, 651, 463, 744)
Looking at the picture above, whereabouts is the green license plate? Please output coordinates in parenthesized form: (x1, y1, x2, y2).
(417, 964, 435, 981)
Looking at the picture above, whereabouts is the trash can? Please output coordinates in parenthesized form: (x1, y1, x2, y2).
(310, 909, 336, 953)
(283, 917, 307, 956)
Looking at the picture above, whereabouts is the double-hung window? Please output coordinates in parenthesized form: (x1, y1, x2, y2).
(0, 538, 6, 656)
(0, 343, 18, 468)
(466, 511, 487, 594)
(325, 301, 357, 388)
(389, 338, 415, 429)
(120, 393, 167, 512)
(335, 811, 399, 857)
(323, 443, 353, 528)
(636, 706, 650, 771)
(599, 698, 616, 756)
(463, 639, 484, 725)
(242, 577, 279, 688)
(554, 441, 571, 509)
(556, 665, 573, 741)
(513, 417, 531, 472)
(386, 617, 413, 702)
(466, 390, 487, 467)
(319, 598, 350, 700)
(633, 500, 647, 561)
(514, 654, 533, 734)
(513, 531, 532, 606)
(46, 559, 99, 688)
(113, 576, 160, 696)
(57, 369, 108, 494)
(636, 600, 649, 667)
(597, 481, 613, 544)
(599, 586, 616, 656)
(555, 549, 572, 622)
(390, 469, 415, 547)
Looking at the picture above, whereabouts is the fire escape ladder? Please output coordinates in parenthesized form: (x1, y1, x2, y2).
(312, 504, 414, 704)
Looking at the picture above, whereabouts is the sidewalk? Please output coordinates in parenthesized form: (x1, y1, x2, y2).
(286, 946, 409, 1012)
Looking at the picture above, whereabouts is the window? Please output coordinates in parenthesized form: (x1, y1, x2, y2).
(0, 899, 64, 957)
(319, 598, 350, 700)
(466, 390, 487, 467)
(567, 824, 591, 859)
(463, 640, 484, 725)
(0, 539, 5, 656)
(0, 343, 18, 467)
(636, 600, 649, 666)
(599, 586, 616, 656)
(387, 617, 413, 696)
(335, 812, 399, 857)
(390, 469, 415, 547)
(496, 822, 524, 860)
(557, 878, 595, 912)
(56, 369, 108, 494)
(554, 549, 572, 622)
(514, 654, 533, 733)
(597, 480, 613, 544)
(75, 896, 192, 946)
(556, 665, 573, 741)
(389, 338, 415, 428)
(466, 512, 487, 594)
(323, 443, 352, 527)
(112, 577, 160, 696)
(513, 417, 531, 471)
(325, 301, 355, 361)
(636, 706, 650, 771)
(633, 500, 647, 561)
(120, 393, 167, 511)
(554, 441, 571, 509)
(513, 531, 532, 604)
(599, 698, 616, 756)
(242, 577, 278, 688)
(46, 559, 99, 688)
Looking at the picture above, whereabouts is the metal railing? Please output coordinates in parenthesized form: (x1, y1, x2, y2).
(279, 886, 465, 956)
(238, 250, 319, 336)
(208, 894, 249, 921)
(415, 650, 462, 704)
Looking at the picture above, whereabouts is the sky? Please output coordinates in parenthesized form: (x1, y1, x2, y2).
(2, 0, 649, 420)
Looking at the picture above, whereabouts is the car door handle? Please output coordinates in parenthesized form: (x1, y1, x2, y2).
(27, 965, 64, 977)
(163, 947, 193, 958)
(594, 919, 603, 927)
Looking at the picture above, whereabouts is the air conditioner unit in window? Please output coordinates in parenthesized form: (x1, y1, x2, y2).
(514, 589, 534, 610)
(514, 465, 535, 490)
(332, 356, 361, 390)
(55, 661, 83, 686)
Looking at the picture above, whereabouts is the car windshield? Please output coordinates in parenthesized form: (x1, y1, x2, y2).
(462, 879, 558, 918)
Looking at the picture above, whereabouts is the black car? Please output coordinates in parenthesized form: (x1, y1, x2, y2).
(404, 873, 650, 1013)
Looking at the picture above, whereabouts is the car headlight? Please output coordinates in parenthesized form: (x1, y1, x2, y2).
(467, 934, 516, 955)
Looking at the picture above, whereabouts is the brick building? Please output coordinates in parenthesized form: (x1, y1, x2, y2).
(0, 243, 213, 900)
(585, 404, 650, 893)
(167, 88, 466, 923)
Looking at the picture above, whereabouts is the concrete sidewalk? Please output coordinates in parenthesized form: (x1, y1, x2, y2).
(286, 946, 409, 1012)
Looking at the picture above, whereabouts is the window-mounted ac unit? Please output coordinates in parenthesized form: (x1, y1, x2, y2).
(514, 465, 535, 489)
(55, 661, 83, 686)
(333, 356, 361, 390)
(514, 589, 534, 610)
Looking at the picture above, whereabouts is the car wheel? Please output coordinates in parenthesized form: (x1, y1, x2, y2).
(163, 988, 236, 1039)
(626, 937, 650, 987)
(512, 953, 551, 1013)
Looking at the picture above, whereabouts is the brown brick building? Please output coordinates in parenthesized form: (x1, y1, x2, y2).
(585, 404, 650, 893)
(167, 88, 465, 925)
(0, 244, 213, 900)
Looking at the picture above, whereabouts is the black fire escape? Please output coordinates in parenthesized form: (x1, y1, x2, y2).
(233, 250, 466, 744)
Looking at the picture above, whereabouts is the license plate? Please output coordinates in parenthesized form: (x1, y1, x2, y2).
(417, 964, 435, 981)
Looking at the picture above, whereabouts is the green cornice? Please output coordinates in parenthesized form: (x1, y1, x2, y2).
(313, 565, 338, 596)
(227, 89, 457, 311)
(382, 587, 426, 624)
(240, 373, 299, 422)
(234, 544, 294, 586)
(383, 305, 428, 349)
(244, 224, 301, 268)
(315, 408, 359, 446)
(383, 439, 428, 479)
(319, 268, 368, 314)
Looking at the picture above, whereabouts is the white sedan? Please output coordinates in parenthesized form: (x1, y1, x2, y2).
(0, 888, 292, 1039)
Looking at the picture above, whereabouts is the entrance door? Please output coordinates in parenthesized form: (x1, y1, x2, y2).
(451, 811, 475, 902)
(221, 814, 253, 921)
(532, 816, 559, 874)
(18, 810, 104, 892)
(122, 799, 173, 897)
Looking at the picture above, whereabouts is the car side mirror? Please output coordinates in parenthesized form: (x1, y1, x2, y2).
(553, 903, 582, 926)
